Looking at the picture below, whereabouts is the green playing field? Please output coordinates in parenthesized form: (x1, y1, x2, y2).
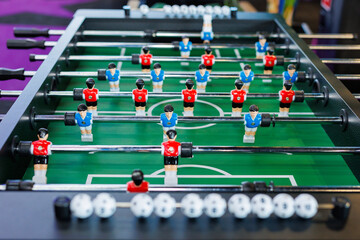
(22, 46, 359, 186)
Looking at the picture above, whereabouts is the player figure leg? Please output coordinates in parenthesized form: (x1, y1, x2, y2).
(109, 80, 119, 92)
(142, 65, 151, 73)
(196, 81, 206, 93)
(183, 102, 195, 116)
(85, 126, 93, 142)
(32, 157, 48, 184)
(243, 127, 257, 143)
(164, 160, 178, 186)
(181, 51, 190, 66)
(243, 82, 251, 93)
(255, 52, 265, 66)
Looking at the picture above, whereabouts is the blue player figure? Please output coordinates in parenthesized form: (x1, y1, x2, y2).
(105, 62, 120, 92)
(150, 63, 165, 93)
(255, 35, 269, 59)
(240, 64, 255, 93)
(283, 64, 298, 84)
(75, 103, 93, 142)
(179, 35, 192, 58)
(201, 14, 213, 44)
(160, 104, 178, 141)
(243, 105, 262, 143)
(195, 64, 210, 93)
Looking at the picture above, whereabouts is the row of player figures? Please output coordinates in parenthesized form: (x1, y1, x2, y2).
(138, 4, 232, 18)
(66, 192, 318, 220)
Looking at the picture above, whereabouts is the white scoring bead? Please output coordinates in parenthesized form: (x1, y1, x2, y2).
(188, 5, 197, 16)
(251, 194, 274, 219)
(130, 193, 154, 218)
(153, 193, 177, 218)
(181, 193, 204, 218)
(221, 6, 231, 17)
(203, 193, 227, 218)
(92, 193, 117, 218)
(273, 193, 295, 219)
(197, 5, 205, 16)
(228, 194, 251, 219)
(163, 5, 172, 16)
(294, 194, 318, 219)
(180, 5, 189, 15)
(70, 193, 94, 219)
(172, 5, 181, 16)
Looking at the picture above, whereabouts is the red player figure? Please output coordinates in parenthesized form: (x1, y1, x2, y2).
(182, 79, 197, 116)
(231, 80, 247, 117)
(132, 79, 148, 116)
(83, 78, 99, 116)
(201, 47, 215, 73)
(30, 128, 52, 184)
(139, 47, 153, 72)
(161, 130, 181, 186)
(127, 169, 149, 193)
(263, 48, 277, 75)
(279, 83, 295, 117)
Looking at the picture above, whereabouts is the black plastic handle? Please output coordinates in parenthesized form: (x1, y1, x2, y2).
(0, 68, 25, 80)
(13, 27, 50, 37)
(7, 39, 46, 49)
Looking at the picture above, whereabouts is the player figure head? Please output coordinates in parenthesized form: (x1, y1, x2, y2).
(259, 35, 267, 45)
(235, 80, 244, 90)
(205, 47, 212, 55)
(131, 169, 144, 186)
(37, 128, 49, 140)
(267, 48, 274, 55)
(182, 35, 189, 45)
(199, 63, 206, 75)
(166, 129, 177, 141)
(77, 103, 88, 118)
(164, 104, 174, 119)
(86, 78, 95, 89)
(284, 82, 292, 91)
(185, 79, 194, 90)
(108, 62, 117, 74)
(142, 46, 150, 54)
(287, 64, 296, 75)
(249, 104, 259, 118)
(153, 63, 161, 74)
(243, 64, 252, 75)
(136, 79, 145, 89)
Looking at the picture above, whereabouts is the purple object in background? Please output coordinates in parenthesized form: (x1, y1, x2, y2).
(0, 24, 65, 94)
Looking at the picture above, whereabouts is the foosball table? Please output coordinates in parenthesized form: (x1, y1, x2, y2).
(0, 8, 360, 239)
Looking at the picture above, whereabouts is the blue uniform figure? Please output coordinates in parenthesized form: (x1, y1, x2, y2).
(151, 63, 165, 92)
(283, 64, 298, 84)
(106, 63, 120, 92)
(195, 64, 210, 93)
(161, 105, 178, 140)
(201, 14, 213, 44)
(255, 35, 268, 58)
(243, 105, 262, 143)
(201, 32, 214, 42)
(239, 64, 254, 93)
(75, 104, 93, 142)
(179, 36, 192, 58)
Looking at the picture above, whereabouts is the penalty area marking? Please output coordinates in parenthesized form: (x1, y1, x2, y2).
(147, 98, 225, 130)
(86, 164, 297, 186)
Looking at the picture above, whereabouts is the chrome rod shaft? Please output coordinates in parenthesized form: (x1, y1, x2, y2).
(48, 145, 360, 154)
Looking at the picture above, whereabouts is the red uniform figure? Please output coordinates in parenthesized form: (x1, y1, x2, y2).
(201, 47, 215, 73)
(139, 47, 153, 72)
(263, 49, 277, 74)
(161, 130, 181, 185)
(132, 79, 148, 116)
(83, 88, 98, 102)
(127, 169, 149, 193)
(82, 78, 99, 116)
(132, 88, 148, 103)
(231, 80, 247, 117)
(30, 128, 52, 184)
(279, 83, 295, 117)
(182, 79, 197, 116)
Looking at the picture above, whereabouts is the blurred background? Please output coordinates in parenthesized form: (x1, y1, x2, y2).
(0, 0, 359, 98)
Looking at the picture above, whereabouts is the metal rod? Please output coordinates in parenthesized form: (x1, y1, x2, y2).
(0, 90, 324, 99)
(31, 115, 341, 124)
(20, 70, 360, 81)
(2, 183, 360, 192)
(36, 40, 360, 51)
(40, 29, 359, 40)
(30, 54, 360, 64)
(47, 145, 360, 154)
